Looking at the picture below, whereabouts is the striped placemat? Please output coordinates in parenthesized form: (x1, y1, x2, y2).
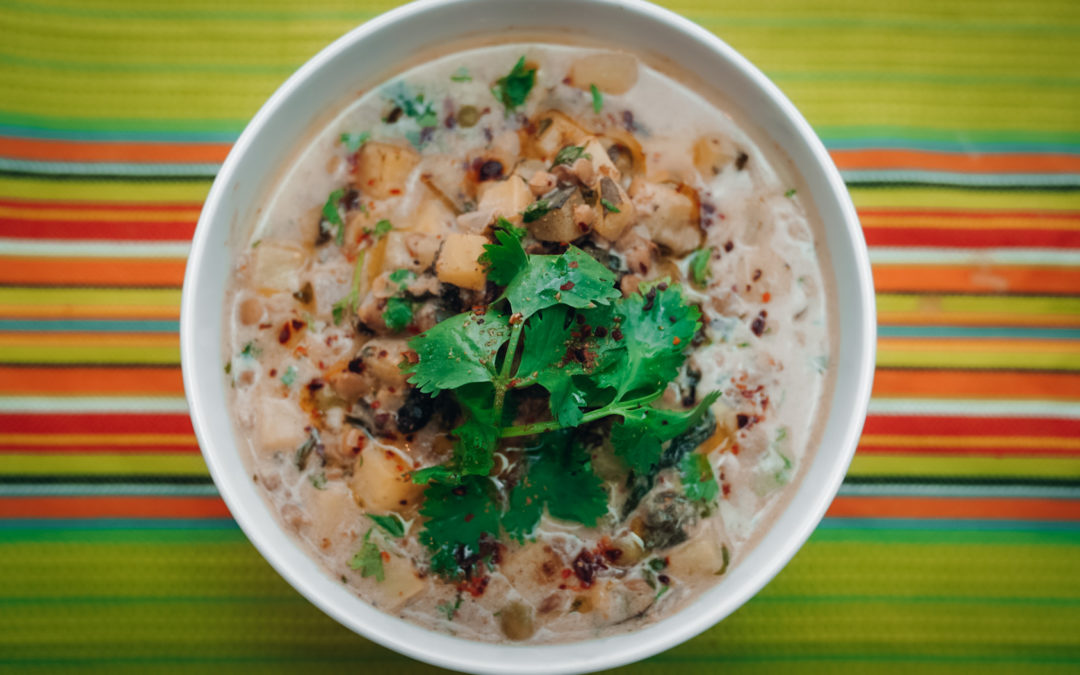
(1, 0, 1078, 672)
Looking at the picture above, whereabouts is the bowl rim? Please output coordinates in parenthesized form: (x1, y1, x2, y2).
(181, 0, 876, 672)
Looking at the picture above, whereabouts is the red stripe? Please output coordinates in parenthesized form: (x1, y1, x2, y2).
(856, 444, 1078, 457)
(0, 413, 194, 435)
(858, 209, 1080, 221)
(863, 227, 1080, 248)
(0, 218, 196, 241)
(0, 496, 230, 519)
(862, 415, 1080, 437)
(0, 444, 198, 453)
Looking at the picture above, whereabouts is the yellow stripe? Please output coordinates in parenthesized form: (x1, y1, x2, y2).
(0, 206, 202, 222)
(0, 288, 181, 320)
(850, 188, 1080, 212)
(876, 337, 1080, 370)
(0, 345, 178, 365)
(0, 434, 194, 446)
(849, 454, 1080, 479)
(0, 453, 209, 476)
(0, 333, 179, 348)
(0, 176, 210, 203)
(860, 434, 1080, 450)
(860, 214, 1080, 230)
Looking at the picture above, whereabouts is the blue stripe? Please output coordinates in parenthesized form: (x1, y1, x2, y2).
(0, 319, 181, 333)
(0, 123, 239, 143)
(819, 518, 1080, 531)
(877, 325, 1080, 339)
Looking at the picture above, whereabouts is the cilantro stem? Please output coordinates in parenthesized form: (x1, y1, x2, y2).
(499, 392, 662, 438)
(492, 320, 524, 417)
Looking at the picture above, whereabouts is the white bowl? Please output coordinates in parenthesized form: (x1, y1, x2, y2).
(181, 0, 876, 672)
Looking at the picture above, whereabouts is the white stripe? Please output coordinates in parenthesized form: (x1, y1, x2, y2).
(0, 239, 190, 258)
(868, 398, 1080, 419)
(0, 396, 189, 413)
(869, 247, 1080, 266)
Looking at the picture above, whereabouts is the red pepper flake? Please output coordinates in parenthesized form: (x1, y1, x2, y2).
(389, 188, 402, 195)
(672, 337, 681, 346)
(762, 292, 771, 303)
(465, 513, 475, 523)
(560, 568, 572, 579)
(560, 281, 575, 291)
(569, 261, 579, 269)
(380, 551, 390, 563)
(277, 323, 292, 344)
(371, 400, 381, 410)
(269, 368, 277, 377)
(612, 328, 624, 341)
(508, 312, 524, 325)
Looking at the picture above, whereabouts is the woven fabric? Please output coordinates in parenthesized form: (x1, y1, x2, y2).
(1, 0, 1078, 672)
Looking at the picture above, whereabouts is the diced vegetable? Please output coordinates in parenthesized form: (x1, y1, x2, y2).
(251, 241, 305, 293)
(525, 186, 586, 242)
(349, 445, 425, 513)
(568, 52, 639, 95)
(476, 175, 532, 225)
(628, 179, 703, 255)
(436, 233, 489, 290)
(353, 141, 420, 199)
(592, 176, 635, 241)
(666, 536, 729, 579)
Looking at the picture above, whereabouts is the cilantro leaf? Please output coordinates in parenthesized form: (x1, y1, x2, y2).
(349, 530, 385, 582)
(689, 248, 712, 288)
(404, 311, 512, 394)
(449, 384, 500, 476)
(600, 198, 620, 213)
(340, 131, 370, 153)
(521, 199, 550, 224)
(491, 55, 536, 112)
(373, 219, 393, 238)
(450, 67, 472, 82)
(503, 431, 608, 541)
(679, 451, 719, 503)
(611, 393, 720, 476)
(480, 225, 529, 286)
(388, 268, 415, 288)
(594, 282, 701, 398)
(502, 246, 620, 319)
(418, 474, 502, 578)
(280, 365, 297, 387)
(368, 513, 407, 538)
(516, 306, 587, 425)
(590, 84, 603, 113)
(383, 296, 413, 332)
(319, 188, 346, 246)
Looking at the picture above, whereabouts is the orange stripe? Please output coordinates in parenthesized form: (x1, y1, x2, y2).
(0, 366, 183, 395)
(832, 149, 1080, 174)
(873, 264, 1080, 294)
(0, 258, 186, 287)
(859, 211, 1080, 231)
(0, 137, 230, 164)
(0, 496, 229, 519)
(873, 370, 1080, 400)
(827, 495, 1080, 521)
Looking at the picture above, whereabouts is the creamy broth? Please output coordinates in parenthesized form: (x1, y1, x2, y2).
(224, 43, 831, 643)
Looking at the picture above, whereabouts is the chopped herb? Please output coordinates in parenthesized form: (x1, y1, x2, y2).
(332, 252, 366, 325)
(450, 67, 472, 82)
(715, 545, 731, 575)
(417, 474, 501, 578)
(678, 451, 719, 503)
(373, 219, 393, 238)
(348, 530, 385, 582)
(239, 341, 261, 359)
(251, 239, 261, 249)
(784, 188, 797, 198)
(223, 362, 232, 375)
(340, 131, 371, 153)
(491, 55, 537, 112)
(280, 365, 298, 387)
(319, 188, 346, 247)
(415, 110, 439, 129)
(689, 247, 713, 288)
(368, 513, 407, 538)
(655, 584, 670, 601)
(600, 198, 620, 213)
(388, 268, 415, 288)
(437, 594, 463, 621)
(550, 144, 590, 168)
(383, 296, 414, 332)
(520, 199, 551, 224)
(294, 429, 322, 470)
(590, 83, 603, 113)
(309, 472, 328, 490)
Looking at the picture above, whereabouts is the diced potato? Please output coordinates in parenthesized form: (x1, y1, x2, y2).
(628, 179, 703, 255)
(404, 233, 444, 270)
(530, 110, 589, 160)
(418, 154, 472, 212)
(309, 482, 361, 544)
(476, 175, 532, 225)
(693, 134, 737, 178)
(353, 141, 419, 199)
(256, 398, 308, 455)
(411, 197, 456, 236)
(378, 554, 426, 611)
(251, 240, 305, 294)
(436, 233, 488, 290)
(666, 536, 728, 579)
(349, 445, 424, 513)
(582, 137, 619, 181)
(501, 544, 565, 592)
(381, 231, 425, 273)
(593, 176, 636, 241)
(568, 52, 639, 95)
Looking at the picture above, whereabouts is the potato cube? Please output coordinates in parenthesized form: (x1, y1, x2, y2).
(477, 175, 532, 225)
(593, 176, 635, 241)
(353, 141, 419, 199)
(531, 110, 589, 160)
(569, 52, 639, 95)
(251, 240, 305, 294)
(309, 482, 362, 544)
(666, 536, 728, 579)
(693, 135, 737, 178)
(436, 233, 488, 290)
(256, 398, 308, 455)
(628, 179, 702, 255)
(378, 554, 426, 611)
(348, 446, 424, 514)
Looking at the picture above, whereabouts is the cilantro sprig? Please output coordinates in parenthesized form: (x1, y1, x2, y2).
(491, 55, 536, 112)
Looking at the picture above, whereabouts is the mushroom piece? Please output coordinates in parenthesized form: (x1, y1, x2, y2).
(592, 176, 636, 241)
(525, 185, 587, 242)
